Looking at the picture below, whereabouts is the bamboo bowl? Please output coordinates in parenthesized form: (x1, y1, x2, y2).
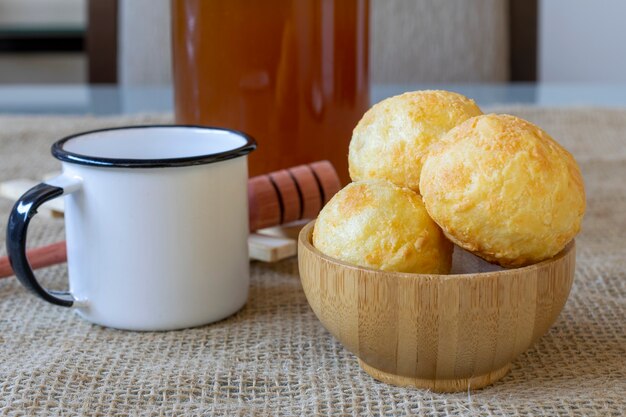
(298, 221, 575, 392)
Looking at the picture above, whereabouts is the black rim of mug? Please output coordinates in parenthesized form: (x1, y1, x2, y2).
(51, 125, 257, 168)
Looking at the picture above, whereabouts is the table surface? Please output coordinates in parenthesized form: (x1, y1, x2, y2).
(0, 83, 625, 115)
(0, 87, 625, 414)
(0, 107, 624, 415)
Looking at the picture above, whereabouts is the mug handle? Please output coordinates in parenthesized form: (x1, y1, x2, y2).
(5, 174, 82, 307)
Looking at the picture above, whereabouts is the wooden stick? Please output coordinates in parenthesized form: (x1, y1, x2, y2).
(0, 241, 67, 278)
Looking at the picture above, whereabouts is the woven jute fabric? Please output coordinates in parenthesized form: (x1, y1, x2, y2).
(0, 109, 624, 416)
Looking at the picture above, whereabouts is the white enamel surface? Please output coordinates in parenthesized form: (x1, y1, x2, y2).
(48, 129, 250, 331)
(62, 126, 247, 159)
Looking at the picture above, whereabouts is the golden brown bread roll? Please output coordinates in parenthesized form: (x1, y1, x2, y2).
(349, 90, 482, 193)
(313, 180, 452, 274)
(420, 114, 586, 267)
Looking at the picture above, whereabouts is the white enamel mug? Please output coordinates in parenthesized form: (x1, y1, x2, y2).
(6, 125, 256, 331)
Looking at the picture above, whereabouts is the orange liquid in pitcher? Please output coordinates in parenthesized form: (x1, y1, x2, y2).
(172, 0, 369, 183)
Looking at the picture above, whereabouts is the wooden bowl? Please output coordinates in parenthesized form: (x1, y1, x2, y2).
(298, 221, 575, 392)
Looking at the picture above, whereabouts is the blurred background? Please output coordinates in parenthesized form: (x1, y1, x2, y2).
(1, 0, 625, 86)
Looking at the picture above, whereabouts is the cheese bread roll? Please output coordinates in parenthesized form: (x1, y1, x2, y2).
(349, 90, 482, 193)
(420, 114, 586, 267)
(313, 180, 452, 274)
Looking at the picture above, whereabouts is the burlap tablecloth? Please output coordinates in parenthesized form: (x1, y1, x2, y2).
(0, 108, 624, 416)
